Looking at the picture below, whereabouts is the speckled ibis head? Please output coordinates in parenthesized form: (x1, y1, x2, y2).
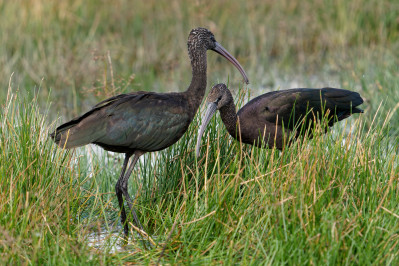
(206, 83, 233, 110)
(195, 83, 234, 157)
(188, 28, 249, 84)
(187, 28, 217, 52)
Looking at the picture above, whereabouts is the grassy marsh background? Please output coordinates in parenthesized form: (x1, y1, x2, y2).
(1, 0, 399, 264)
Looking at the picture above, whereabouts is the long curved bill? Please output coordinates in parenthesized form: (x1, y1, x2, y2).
(195, 102, 218, 157)
(212, 42, 249, 84)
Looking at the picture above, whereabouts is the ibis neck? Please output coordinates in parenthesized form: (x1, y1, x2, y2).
(219, 101, 240, 139)
(186, 51, 208, 116)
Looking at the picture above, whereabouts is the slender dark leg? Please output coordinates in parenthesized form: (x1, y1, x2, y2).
(120, 151, 144, 232)
(115, 153, 131, 237)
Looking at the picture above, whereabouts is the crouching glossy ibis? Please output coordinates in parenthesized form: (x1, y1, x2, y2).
(196, 83, 363, 156)
(50, 28, 249, 238)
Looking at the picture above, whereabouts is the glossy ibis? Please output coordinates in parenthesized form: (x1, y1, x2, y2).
(196, 83, 363, 156)
(50, 28, 249, 238)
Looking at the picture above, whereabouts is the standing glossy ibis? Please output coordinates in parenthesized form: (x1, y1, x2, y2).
(196, 83, 363, 156)
(50, 28, 249, 238)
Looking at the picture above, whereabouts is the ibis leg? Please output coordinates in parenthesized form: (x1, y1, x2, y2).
(115, 153, 131, 237)
(120, 152, 144, 232)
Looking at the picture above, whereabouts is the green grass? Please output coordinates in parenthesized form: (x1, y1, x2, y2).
(2, 80, 398, 264)
(1, 0, 399, 264)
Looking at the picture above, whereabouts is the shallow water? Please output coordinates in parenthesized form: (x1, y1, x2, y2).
(87, 225, 157, 253)
(87, 228, 124, 253)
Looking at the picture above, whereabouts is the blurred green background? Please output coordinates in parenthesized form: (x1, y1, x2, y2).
(1, 0, 398, 118)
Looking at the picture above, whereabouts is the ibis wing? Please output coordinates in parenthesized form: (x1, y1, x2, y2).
(96, 93, 191, 151)
(239, 88, 363, 131)
(51, 92, 191, 151)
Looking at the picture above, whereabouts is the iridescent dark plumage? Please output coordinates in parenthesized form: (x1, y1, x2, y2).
(50, 28, 249, 238)
(196, 83, 364, 156)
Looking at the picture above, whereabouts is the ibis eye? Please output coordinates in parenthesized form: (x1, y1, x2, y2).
(216, 96, 222, 102)
(264, 106, 270, 111)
